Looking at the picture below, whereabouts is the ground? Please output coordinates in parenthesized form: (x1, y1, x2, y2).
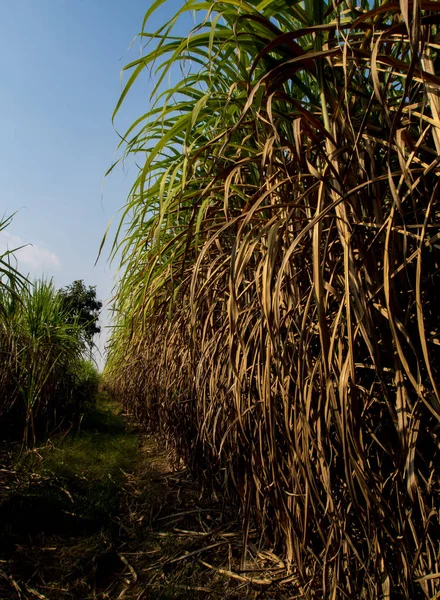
(0, 396, 298, 599)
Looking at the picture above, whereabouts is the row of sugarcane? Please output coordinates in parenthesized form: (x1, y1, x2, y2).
(0, 216, 99, 445)
(104, 0, 440, 597)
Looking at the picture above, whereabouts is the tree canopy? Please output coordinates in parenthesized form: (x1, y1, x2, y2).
(59, 280, 102, 346)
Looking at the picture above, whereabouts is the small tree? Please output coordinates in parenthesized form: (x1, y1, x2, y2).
(59, 280, 102, 348)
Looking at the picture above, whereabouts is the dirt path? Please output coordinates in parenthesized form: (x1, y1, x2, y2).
(0, 397, 296, 599)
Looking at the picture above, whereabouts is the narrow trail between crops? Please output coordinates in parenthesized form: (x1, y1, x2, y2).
(0, 397, 295, 600)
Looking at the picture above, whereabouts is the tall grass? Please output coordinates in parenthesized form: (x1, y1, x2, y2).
(105, 1, 440, 597)
(0, 214, 27, 303)
(0, 219, 100, 443)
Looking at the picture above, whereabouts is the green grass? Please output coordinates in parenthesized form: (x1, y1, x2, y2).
(39, 396, 138, 481)
(1, 394, 139, 546)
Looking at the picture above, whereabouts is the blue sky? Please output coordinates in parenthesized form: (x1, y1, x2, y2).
(0, 0, 191, 366)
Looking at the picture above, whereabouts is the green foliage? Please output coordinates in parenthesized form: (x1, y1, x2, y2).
(59, 279, 102, 347)
(105, 0, 440, 597)
(72, 359, 101, 410)
(0, 214, 28, 316)
(0, 220, 102, 444)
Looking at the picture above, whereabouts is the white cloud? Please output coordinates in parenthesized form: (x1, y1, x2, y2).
(0, 231, 60, 272)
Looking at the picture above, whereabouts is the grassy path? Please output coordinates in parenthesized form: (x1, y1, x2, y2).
(0, 397, 294, 600)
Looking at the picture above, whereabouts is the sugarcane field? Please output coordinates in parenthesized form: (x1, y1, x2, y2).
(1, 0, 440, 598)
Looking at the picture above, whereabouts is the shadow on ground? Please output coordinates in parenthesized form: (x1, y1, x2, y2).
(0, 396, 295, 599)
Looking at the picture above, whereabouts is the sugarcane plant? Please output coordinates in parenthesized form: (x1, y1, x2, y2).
(105, 0, 440, 597)
(0, 214, 27, 303)
(0, 218, 101, 444)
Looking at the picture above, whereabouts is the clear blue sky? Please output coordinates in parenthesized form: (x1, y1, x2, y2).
(0, 0, 190, 366)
